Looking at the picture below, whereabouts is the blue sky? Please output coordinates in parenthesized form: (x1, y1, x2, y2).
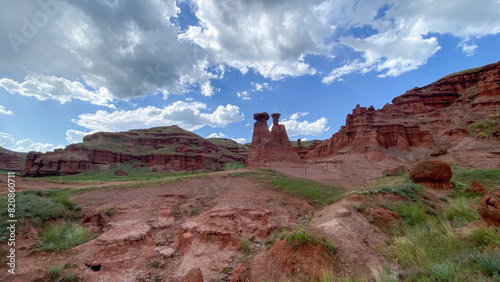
(0, 0, 499, 152)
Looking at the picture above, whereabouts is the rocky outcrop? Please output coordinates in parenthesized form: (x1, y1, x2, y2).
(294, 139, 321, 160)
(23, 126, 249, 177)
(0, 146, 26, 171)
(408, 160, 453, 190)
(305, 61, 500, 168)
(370, 207, 399, 231)
(466, 180, 488, 195)
(479, 189, 500, 226)
(247, 112, 302, 166)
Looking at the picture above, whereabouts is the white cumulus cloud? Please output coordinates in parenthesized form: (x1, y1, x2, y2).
(0, 132, 63, 153)
(0, 105, 13, 115)
(232, 138, 248, 144)
(71, 101, 244, 133)
(279, 112, 329, 137)
(206, 132, 226, 138)
(0, 74, 115, 108)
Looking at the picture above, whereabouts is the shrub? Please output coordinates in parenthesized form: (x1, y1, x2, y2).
(150, 260, 160, 268)
(429, 261, 457, 281)
(38, 222, 92, 252)
(472, 251, 500, 276)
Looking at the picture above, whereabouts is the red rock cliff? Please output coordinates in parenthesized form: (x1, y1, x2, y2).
(23, 126, 249, 177)
(305, 61, 500, 167)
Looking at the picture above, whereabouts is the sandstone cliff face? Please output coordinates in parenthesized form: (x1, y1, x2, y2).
(247, 113, 302, 166)
(0, 146, 26, 172)
(305, 61, 500, 168)
(23, 126, 249, 177)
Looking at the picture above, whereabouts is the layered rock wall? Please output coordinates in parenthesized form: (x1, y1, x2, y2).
(305, 61, 500, 167)
(23, 126, 249, 177)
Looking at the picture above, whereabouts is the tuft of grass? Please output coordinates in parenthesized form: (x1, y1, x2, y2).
(353, 203, 365, 213)
(221, 266, 232, 274)
(239, 238, 251, 254)
(468, 226, 500, 247)
(443, 197, 480, 225)
(48, 264, 66, 279)
(392, 202, 429, 226)
(150, 260, 160, 268)
(63, 272, 79, 282)
(286, 229, 337, 254)
(188, 205, 200, 216)
(38, 222, 92, 252)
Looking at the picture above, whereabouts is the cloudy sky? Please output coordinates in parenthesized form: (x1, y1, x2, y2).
(0, 0, 499, 152)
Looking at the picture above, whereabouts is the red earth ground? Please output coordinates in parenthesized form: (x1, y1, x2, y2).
(0, 165, 407, 282)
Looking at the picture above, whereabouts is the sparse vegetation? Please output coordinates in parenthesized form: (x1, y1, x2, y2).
(150, 260, 160, 268)
(239, 238, 251, 254)
(48, 264, 66, 280)
(468, 114, 500, 138)
(286, 229, 337, 254)
(443, 197, 480, 226)
(0, 189, 81, 242)
(223, 162, 245, 171)
(38, 222, 92, 252)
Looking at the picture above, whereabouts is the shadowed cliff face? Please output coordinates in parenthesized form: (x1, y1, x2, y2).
(305, 61, 500, 168)
(247, 112, 302, 166)
(22, 126, 250, 177)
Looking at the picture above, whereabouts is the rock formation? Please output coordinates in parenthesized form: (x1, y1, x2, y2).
(23, 126, 249, 177)
(294, 139, 321, 160)
(0, 146, 26, 171)
(479, 189, 500, 226)
(247, 112, 302, 166)
(408, 160, 453, 190)
(466, 180, 488, 195)
(305, 61, 500, 168)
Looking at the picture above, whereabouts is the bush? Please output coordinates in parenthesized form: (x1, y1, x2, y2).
(38, 222, 92, 252)
(472, 251, 500, 276)
(429, 261, 457, 281)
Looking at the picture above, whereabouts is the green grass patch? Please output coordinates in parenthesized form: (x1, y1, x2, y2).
(38, 222, 92, 252)
(0, 189, 82, 242)
(392, 202, 429, 226)
(468, 115, 500, 138)
(443, 197, 480, 226)
(264, 171, 342, 207)
(450, 166, 500, 192)
(226, 170, 343, 207)
(286, 229, 337, 254)
(223, 162, 245, 171)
